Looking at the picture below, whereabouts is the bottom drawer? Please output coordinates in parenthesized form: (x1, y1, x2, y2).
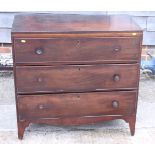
(17, 91, 137, 119)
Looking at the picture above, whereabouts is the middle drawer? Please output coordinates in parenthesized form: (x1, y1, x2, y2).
(16, 64, 139, 94)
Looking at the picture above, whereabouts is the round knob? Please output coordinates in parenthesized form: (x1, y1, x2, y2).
(113, 46, 121, 52)
(112, 100, 119, 108)
(35, 49, 43, 55)
(113, 74, 120, 82)
(37, 77, 43, 82)
(38, 104, 44, 110)
(77, 95, 80, 98)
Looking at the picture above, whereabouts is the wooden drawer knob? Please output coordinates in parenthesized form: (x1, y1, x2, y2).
(113, 46, 121, 52)
(113, 74, 120, 81)
(37, 77, 43, 82)
(112, 100, 119, 108)
(35, 49, 43, 55)
(38, 104, 44, 110)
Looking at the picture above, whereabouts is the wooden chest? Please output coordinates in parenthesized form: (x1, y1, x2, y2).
(12, 14, 143, 139)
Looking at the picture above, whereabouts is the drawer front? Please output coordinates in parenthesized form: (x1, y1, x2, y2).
(17, 91, 137, 119)
(16, 64, 139, 94)
(14, 37, 140, 64)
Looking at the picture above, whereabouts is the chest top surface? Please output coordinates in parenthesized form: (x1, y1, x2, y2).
(12, 14, 142, 34)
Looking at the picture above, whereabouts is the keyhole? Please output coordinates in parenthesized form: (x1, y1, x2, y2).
(76, 40, 81, 48)
(78, 67, 81, 71)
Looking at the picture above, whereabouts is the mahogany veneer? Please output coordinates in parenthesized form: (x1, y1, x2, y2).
(12, 14, 143, 139)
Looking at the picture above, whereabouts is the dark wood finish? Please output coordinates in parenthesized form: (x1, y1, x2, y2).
(126, 115, 136, 136)
(12, 14, 143, 139)
(17, 91, 137, 119)
(18, 120, 30, 140)
(11, 32, 143, 38)
(12, 14, 141, 33)
(14, 37, 140, 64)
(16, 64, 139, 94)
(17, 115, 135, 139)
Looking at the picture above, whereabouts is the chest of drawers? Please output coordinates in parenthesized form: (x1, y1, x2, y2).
(12, 14, 143, 139)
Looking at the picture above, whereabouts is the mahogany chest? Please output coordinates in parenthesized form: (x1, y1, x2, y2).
(12, 14, 143, 139)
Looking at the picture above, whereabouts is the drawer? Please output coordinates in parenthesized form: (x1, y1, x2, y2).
(14, 37, 140, 64)
(16, 64, 139, 94)
(17, 91, 137, 119)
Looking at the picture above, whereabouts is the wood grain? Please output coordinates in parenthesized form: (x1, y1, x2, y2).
(17, 91, 137, 119)
(16, 64, 139, 94)
(11, 14, 142, 139)
(14, 37, 141, 64)
(12, 14, 141, 33)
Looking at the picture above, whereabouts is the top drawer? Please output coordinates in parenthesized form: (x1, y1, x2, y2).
(13, 37, 141, 65)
